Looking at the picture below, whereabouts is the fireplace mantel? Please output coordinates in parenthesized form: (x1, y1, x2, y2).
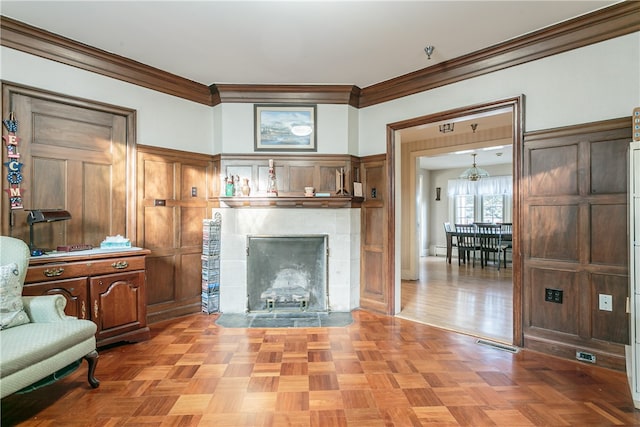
(220, 196, 363, 208)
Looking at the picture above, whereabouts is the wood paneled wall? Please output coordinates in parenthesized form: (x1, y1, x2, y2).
(359, 154, 390, 314)
(218, 154, 360, 197)
(136, 145, 218, 323)
(522, 118, 630, 371)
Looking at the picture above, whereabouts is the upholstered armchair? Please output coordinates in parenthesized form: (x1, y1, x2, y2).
(0, 236, 99, 398)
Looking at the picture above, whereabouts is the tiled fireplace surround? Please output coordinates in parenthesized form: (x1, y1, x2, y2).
(212, 207, 361, 313)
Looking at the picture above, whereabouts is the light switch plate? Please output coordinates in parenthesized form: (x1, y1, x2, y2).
(598, 294, 613, 312)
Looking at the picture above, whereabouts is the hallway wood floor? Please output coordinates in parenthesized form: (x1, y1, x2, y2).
(400, 256, 513, 343)
(2, 310, 638, 426)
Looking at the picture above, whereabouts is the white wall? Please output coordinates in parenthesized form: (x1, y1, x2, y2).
(0, 47, 215, 155)
(217, 103, 354, 154)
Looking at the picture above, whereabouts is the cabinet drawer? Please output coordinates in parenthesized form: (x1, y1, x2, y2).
(26, 256, 145, 283)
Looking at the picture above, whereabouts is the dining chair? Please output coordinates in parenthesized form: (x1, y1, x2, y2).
(477, 224, 507, 270)
(499, 223, 513, 268)
(454, 224, 479, 267)
(443, 222, 457, 262)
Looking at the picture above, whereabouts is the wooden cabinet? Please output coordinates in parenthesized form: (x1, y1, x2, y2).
(24, 248, 151, 347)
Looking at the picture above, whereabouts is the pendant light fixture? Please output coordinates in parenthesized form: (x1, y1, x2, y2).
(459, 153, 489, 181)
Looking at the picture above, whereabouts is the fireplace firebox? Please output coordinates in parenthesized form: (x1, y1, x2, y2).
(246, 235, 328, 312)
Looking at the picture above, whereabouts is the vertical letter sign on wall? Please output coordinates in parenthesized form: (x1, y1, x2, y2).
(3, 112, 25, 209)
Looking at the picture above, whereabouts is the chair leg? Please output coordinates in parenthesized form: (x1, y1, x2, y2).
(84, 350, 100, 389)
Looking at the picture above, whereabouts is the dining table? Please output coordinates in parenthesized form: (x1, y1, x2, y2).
(445, 229, 512, 264)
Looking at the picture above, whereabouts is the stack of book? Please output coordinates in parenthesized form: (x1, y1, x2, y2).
(202, 214, 221, 313)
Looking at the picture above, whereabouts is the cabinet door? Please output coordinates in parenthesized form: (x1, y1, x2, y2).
(90, 271, 147, 342)
(22, 278, 89, 319)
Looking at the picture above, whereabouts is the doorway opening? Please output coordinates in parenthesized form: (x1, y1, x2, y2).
(388, 96, 524, 346)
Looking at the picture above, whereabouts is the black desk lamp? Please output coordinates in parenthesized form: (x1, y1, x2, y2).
(27, 209, 72, 255)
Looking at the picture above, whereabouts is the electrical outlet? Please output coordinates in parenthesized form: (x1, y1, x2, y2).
(576, 351, 596, 363)
(545, 288, 563, 304)
(598, 294, 613, 311)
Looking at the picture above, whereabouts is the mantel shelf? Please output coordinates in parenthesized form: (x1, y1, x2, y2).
(219, 196, 363, 208)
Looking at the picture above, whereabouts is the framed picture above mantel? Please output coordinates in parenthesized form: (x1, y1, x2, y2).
(254, 104, 317, 152)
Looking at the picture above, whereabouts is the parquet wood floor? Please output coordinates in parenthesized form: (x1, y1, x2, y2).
(400, 256, 513, 344)
(2, 310, 639, 426)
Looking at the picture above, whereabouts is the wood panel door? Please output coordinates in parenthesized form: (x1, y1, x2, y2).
(359, 154, 390, 314)
(137, 145, 216, 323)
(522, 118, 630, 371)
(22, 278, 89, 319)
(1, 84, 134, 248)
(90, 271, 147, 343)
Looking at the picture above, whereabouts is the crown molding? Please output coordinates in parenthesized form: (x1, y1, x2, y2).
(1, 1, 638, 108)
(210, 84, 361, 107)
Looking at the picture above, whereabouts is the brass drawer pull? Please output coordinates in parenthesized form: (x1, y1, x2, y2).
(111, 261, 129, 270)
(43, 267, 64, 277)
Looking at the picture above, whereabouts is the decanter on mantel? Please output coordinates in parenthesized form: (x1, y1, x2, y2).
(267, 159, 278, 197)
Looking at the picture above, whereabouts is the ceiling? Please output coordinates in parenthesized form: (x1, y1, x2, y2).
(0, 1, 616, 171)
(0, 1, 616, 88)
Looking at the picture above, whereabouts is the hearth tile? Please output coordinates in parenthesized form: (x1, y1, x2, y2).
(294, 318, 322, 327)
(321, 312, 353, 327)
(251, 317, 298, 328)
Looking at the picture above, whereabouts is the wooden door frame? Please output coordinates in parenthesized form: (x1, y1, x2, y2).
(386, 95, 525, 346)
(1, 81, 137, 242)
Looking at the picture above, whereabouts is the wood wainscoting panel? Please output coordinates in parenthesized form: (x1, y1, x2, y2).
(142, 206, 176, 249)
(137, 145, 216, 323)
(146, 254, 176, 306)
(528, 204, 579, 261)
(591, 203, 627, 266)
(591, 273, 629, 344)
(528, 143, 578, 196)
(591, 138, 628, 194)
(181, 206, 208, 247)
(522, 118, 630, 371)
(288, 165, 315, 193)
(359, 155, 389, 314)
(527, 267, 579, 335)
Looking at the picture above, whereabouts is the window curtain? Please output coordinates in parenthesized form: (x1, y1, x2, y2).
(447, 175, 512, 196)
